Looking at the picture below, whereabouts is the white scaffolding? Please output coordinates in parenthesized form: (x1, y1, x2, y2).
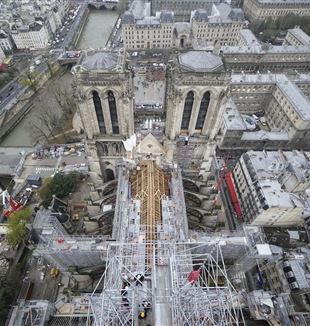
(87, 162, 245, 325)
(170, 243, 245, 325)
(36, 234, 109, 271)
(34, 210, 109, 270)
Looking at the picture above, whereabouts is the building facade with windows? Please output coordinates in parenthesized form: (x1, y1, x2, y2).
(122, 11, 174, 50)
(218, 73, 310, 150)
(73, 46, 310, 178)
(0, 47, 5, 64)
(284, 27, 310, 47)
(191, 4, 246, 47)
(123, 5, 247, 50)
(72, 50, 134, 176)
(232, 150, 310, 226)
(262, 253, 310, 312)
(151, 0, 220, 20)
(11, 21, 49, 49)
(221, 43, 310, 73)
(243, 0, 310, 23)
(0, 30, 13, 52)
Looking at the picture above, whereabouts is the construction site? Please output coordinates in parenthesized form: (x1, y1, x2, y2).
(9, 158, 261, 326)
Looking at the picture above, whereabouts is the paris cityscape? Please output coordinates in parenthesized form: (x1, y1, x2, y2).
(1, 0, 310, 325)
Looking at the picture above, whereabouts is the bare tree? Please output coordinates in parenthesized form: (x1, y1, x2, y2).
(30, 85, 78, 144)
(30, 101, 63, 144)
(53, 86, 76, 119)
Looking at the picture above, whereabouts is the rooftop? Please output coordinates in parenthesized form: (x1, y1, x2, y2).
(231, 74, 310, 120)
(178, 51, 223, 72)
(209, 3, 244, 23)
(81, 52, 121, 71)
(239, 29, 260, 47)
(174, 22, 190, 34)
(136, 16, 161, 27)
(222, 44, 310, 54)
(241, 130, 289, 141)
(222, 98, 246, 130)
(288, 28, 310, 46)
(243, 150, 310, 196)
(277, 77, 310, 120)
(256, 0, 310, 4)
(259, 179, 295, 209)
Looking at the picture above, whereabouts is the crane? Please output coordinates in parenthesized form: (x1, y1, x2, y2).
(1, 190, 23, 218)
(216, 158, 243, 219)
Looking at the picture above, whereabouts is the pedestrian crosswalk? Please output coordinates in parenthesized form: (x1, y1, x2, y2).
(35, 167, 56, 174)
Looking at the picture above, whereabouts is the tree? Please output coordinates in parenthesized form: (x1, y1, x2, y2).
(53, 86, 76, 118)
(39, 172, 82, 207)
(6, 207, 32, 247)
(30, 86, 77, 145)
(19, 69, 38, 91)
(39, 177, 53, 207)
(30, 99, 63, 144)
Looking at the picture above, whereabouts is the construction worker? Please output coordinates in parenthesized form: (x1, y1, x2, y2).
(135, 273, 144, 286)
(138, 311, 146, 320)
(184, 133, 189, 145)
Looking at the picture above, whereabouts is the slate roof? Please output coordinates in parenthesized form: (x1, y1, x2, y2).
(178, 51, 223, 72)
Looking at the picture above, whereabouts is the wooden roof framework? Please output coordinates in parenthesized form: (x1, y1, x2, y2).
(130, 160, 170, 264)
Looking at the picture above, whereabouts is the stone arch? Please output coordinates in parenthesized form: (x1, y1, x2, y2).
(105, 169, 115, 181)
(184, 192, 201, 208)
(195, 91, 211, 130)
(183, 179, 199, 193)
(101, 180, 118, 196)
(97, 142, 109, 156)
(92, 90, 106, 134)
(107, 90, 119, 134)
(102, 193, 116, 204)
(186, 207, 203, 222)
(181, 91, 194, 130)
(180, 35, 187, 48)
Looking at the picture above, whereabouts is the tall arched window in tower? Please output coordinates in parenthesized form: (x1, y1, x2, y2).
(195, 91, 210, 130)
(181, 91, 194, 130)
(107, 90, 119, 134)
(93, 91, 106, 134)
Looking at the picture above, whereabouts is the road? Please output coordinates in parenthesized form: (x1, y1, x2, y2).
(0, 3, 83, 116)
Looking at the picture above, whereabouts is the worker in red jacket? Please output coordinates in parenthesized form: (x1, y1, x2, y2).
(187, 266, 201, 285)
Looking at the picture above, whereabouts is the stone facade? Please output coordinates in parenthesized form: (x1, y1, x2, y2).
(283, 27, 310, 47)
(11, 21, 50, 50)
(191, 5, 246, 48)
(122, 11, 175, 50)
(243, 0, 310, 23)
(72, 50, 134, 177)
(221, 44, 310, 73)
(217, 74, 310, 151)
(74, 46, 310, 179)
(122, 5, 246, 50)
(0, 47, 5, 64)
(151, 0, 220, 20)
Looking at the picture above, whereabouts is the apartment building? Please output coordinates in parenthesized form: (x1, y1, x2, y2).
(284, 27, 310, 47)
(123, 4, 247, 50)
(243, 0, 310, 23)
(218, 73, 310, 151)
(0, 30, 13, 52)
(232, 150, 310, 226)
(0, 47, 5, 64)
(191, 4, 246, 47)
(122, 11, 174, 50)
(221, 43, 310, 72)
(151, 0, 220, 20)
(262, 253, 310, 312)
(11, 21, 49, 49)
(238, 28, 260, 47)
